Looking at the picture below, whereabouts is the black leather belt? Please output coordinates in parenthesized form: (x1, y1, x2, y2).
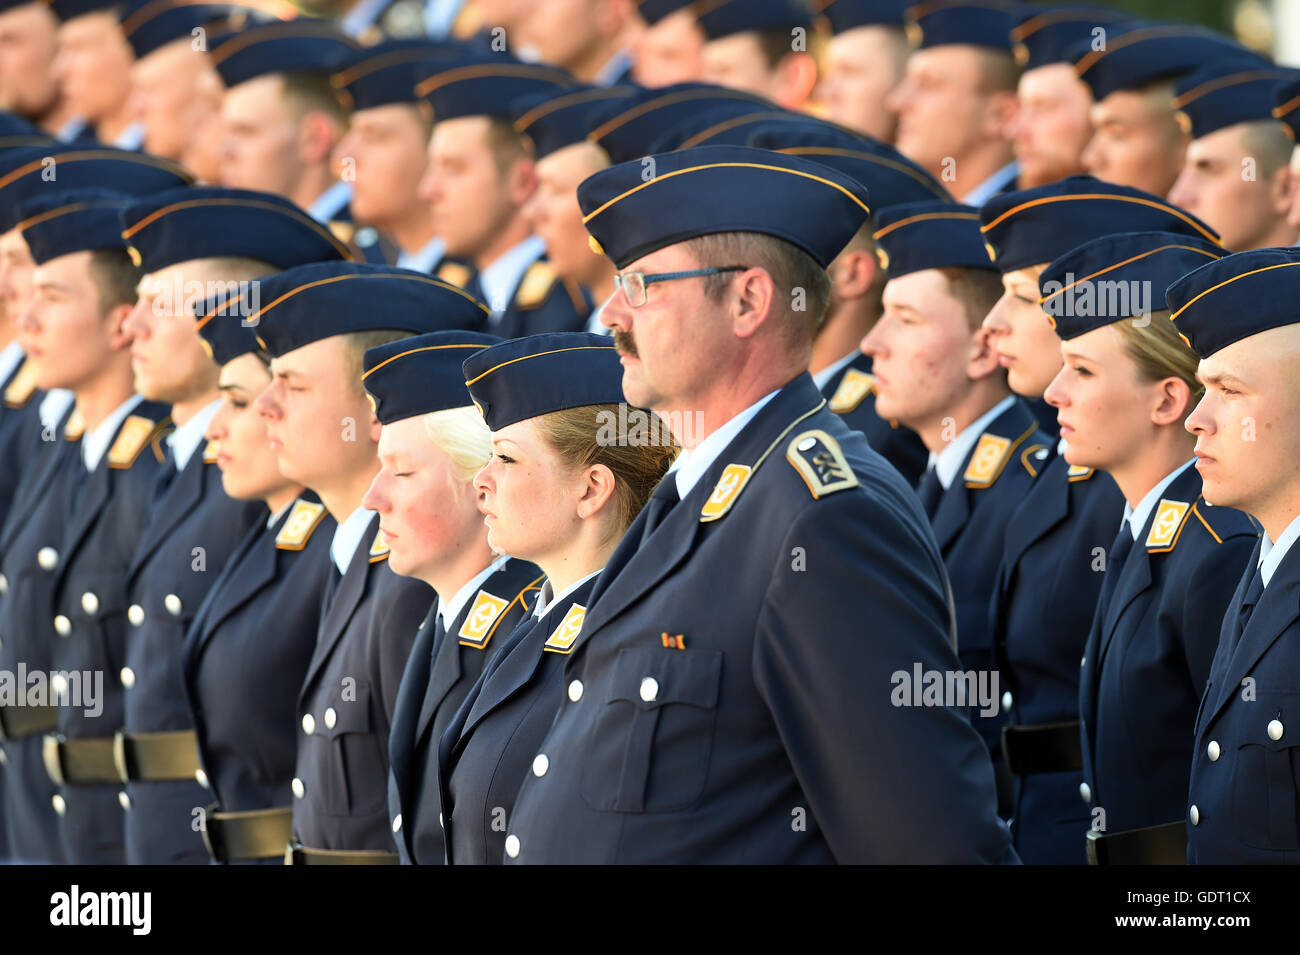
(202, 804, 294, 864)
(1002, 720, 1084, 775)
(285, 841, 399, 865)
(112, 729, 200, 783)
(0, 703, 58, 742)
(42, 734, 119, 785)
(1087, 821, 1187, 865)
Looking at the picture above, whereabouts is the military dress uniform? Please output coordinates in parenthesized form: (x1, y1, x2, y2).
(819, 353, 928, 488)
(502, 147, 1016, 863)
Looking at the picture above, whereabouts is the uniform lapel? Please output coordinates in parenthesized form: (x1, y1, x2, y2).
(1094, 541, 1151, 673)
(129, 450, 205, 577)
(190, 523, 278, 656)
(391, 603, 439, 833)
(999, 449, 1069, 572)
(299, 514, 377, 693)
(929, 477, 970, 553)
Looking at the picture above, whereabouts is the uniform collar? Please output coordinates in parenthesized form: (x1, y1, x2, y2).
(1258, 511, 1300, 588)
(1121, 458, 1196, 541)
(479, 234, 546, 316)
(341, 0, 390, 36)
(395, 235, 446, 274)
(38, 389, 75, 432)
(267, 496, 295, 530)
(81, 393, 143, 472)
(438, 554, 509, 631)
(306, 180, 354, 225)
(0, 341, 23, 385)
(169, 398, 220, 471)
(670, 388, 781, 499)
(593, 49, 633, 86)
(929, 395, 1016, 490)
(532, 567, 602, 619)
(961, 160, 1019, 207)
(113, 122, 146, 151)
(330, 505, 376, 575)
(584, 300, 611, 336)
(810, 349, 860, 391)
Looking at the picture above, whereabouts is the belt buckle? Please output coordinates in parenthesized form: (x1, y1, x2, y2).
(285, 840, 304, 866)
(199, 801, 226, 864)
(42, 733, 67, 786)
(111, 729, 133, 784)
(1085, 829, 1103, 865)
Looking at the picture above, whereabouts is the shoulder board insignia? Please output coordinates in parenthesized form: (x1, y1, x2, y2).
(3, 359, 38, 408)
(700, 463, 753, 521)
(436, 261, 472, 289)
(515, 261, 557, 310)
(1189, 499, 1260, 546)
(202, 440, 218, 463)
(786, 429, 859, 500)
(328, 220, 355, 245)
(963, 433, 1012, 487)
(275, 499, 327, 551)
(543, 603, 586, 655)
(828, 368, 874, 414)
(1145, 499, 1192, 552)
(108, 415, 161, 469)
(368, 529, 390, 562)
(1019, 443, 1048, 478)
(64, 408, 86, 441)
(1067, 464, 1096, 482)
(458, 589, 509, 649)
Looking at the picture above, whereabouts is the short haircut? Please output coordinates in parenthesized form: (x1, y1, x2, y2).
(279, 71, 349, 126)
(973, 47, 1019, 94)
(343, 329, 411, 397)
(937, 266, 1003, 330)
(484, 116, 533, 176)
(88, 249, 141, 313)
(684, 231, 833, 344)
(1239, 118, 1295, 179)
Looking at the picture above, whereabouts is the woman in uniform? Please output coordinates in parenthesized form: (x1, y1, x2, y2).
(437, 331, 678, 864)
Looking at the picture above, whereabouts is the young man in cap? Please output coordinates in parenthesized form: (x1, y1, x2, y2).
(417, 54, 590, 338)
(1170, 247, 1300, 863)
(1168, 64, 1300, 252)
(249, 262, 480, 861)
(696, 0, 818, 111)
(114, 186, 354, 864)
(50, 0, 141, 147)
(888, 1, 1020, 205)
(817, 0, 908, 143)
(866, 200, 1049, 790)
(504, 144, 1017, 863)
(0, 0, 77, 134)
(513, 0, 639, 86)
(631, 0, 705, 88)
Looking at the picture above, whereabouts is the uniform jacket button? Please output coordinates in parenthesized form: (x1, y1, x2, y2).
(324, 707, 337, 729)
(52, 794, 66, 815)
(0, 572, 7, 594)
(302, 713, 315, 735)
(120, 667, 135, 689)
(1189, 804, 1200, 826)
(127, 604, 145, 626)
(164, 594, 183, 616)
(532, 754, 549, 777)
(81, 592, 99, 615)
(195, 768, 209, 789)
(639, 677, 659, 702)
(504, 834, 520, 858)
(53, 615, 71, 637)
(1079, 782, 1092, 803)
(292, 777, 305, 799)
(568, 680, 583, 702)
(51, 673, 68, 696)
(37, 546, 58, 571)
(1207, 740, 1220, 761)
(1268, 719, 1284, 741)
(1001, 691, 1013, 712)
(118, 791, 132, 811)
(392, 814, 402, 833)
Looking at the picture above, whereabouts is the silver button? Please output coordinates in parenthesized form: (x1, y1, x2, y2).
(324, 707, 337, 729)
(127, 604, 145, 626)
(639, 677, 659, 702)
(164, 593, 182, 616)
(1269, 719, 1284, 741)
(53, 615, 71, 637)
(1079, 782, 1092, 803)
(37, 546, 58, 571)
(51, 793, 66, 815)
(0, 572, 7, 594)
(195, 768, 209, 789)
(532, 754, 549, 777)
(118, 791, 131, 811)
(81, 592, 99, 615)
(0, 748, 6, 764)
(504, 834, 520, 858)
(1189, 804, 1200, 826)
(291, 777, 305, 799)
(1080, 656, 1086, 668)
(301, 713, 315, 735)
(392, 814, 402, 833)
(51, 673, 68, 696)
(567, 680, 583, 702)
(1001, 690, 1013, 712)
(119, 667, 135, 688)
(438, 812, 443, 828)
(1208, 740, 1221, 761)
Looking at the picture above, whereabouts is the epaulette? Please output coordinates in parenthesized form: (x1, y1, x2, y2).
(328, 220, 355, 245)
(1067, 463, 1096, 482)
(786, 428, 859, 501)
(149, 421, 174, 464)
(64, 408, 86, 441)
(458, 572, 546, 650)
(3, 359, 38, 408)
(108, 414, 168, 469)
(436, 260, 472, 289)
(1020, 443, 1051, 478)
(368, 527, 390, 562)
(828, 368, 874, 414)
(202, 440, 219, 464)
(275, 499, 328, 551)
(542, 602, 587, 655)
(1145, 498, 1193, 553)
(964, 423, 1036, 489)
(1185, 498, 1262, 547)
(515, 261, 558, 309)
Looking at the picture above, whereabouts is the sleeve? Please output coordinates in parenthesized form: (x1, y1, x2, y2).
(752, 491, 1018, 864)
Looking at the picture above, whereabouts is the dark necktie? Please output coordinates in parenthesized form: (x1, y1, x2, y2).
(150, 443, 177, 507)
(1097, 522, 1135, 617)
(916, 465, 943, 520)
(640, 475, 681, 546)
(1230, 563, 1265, 652)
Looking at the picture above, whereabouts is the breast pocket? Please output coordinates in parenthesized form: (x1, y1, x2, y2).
(316, 682, 386, 817)
(580, 647, 723, 814)
(1231, 699, 1300, 850)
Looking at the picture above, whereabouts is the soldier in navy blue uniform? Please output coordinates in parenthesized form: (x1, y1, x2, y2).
(1170, 248, 1300, 863)
(113, 188, 355, 864)
(504, 145, 1016, 863)
(694, 0, 818, 111)
(48, 0, 143, 149)
(415, 53, 593, 338)
(178, 297, 338, 864)
(978, 177, 1224, 863)
(249, 263, 481, 862)
(360, 331, 541, 864)
(436, 332, 676, 864)
(816, 0, 909, 142)
(1038, 231, 1257, 864)
(867, 201, 1050, 784)
(630, 0, 706, 89)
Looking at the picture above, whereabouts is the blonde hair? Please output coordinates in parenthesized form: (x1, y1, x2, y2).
(422, 405, 494, 500)
(1113, 309, 1203, 409)
(533, 403, 679, 544)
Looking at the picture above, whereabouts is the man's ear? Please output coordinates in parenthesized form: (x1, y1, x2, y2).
(986, 89, 1020, 142)
(774, 51, 819, 110)
(298, 109, 343, 166)
(106, 302, 134, 351)
(967, 324, 1003, 381)
(1271, 160, 1298, 219)
(832, 247, 878, 301)
(1151, 375, 1192, 427)
(732, 266, 777, 339)
(507, 155, 538, 208)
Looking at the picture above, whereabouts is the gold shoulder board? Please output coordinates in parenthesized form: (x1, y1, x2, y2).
(515, 261, 557, 309)
(1146, 499, 1192, 552)
(543, 603, 587, 655)
(108, 415, 161, 469)
(458, 590, 509, 649)
(828, 368, 874, 414)
(3, 360, 38, 408)
(436, 261, 472, 289)
(963, 433, 1011, 488)
(368, 528, 390, 562)
(786, 429, 859, 499)
(275, 499, 327, 551)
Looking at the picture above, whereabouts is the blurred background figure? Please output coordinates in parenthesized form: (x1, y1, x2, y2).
(1276, 77, 1300, 241)
(0, 0, 77, 135)
(512, 0, 639, 85)
(698, 0, 819, 110)
(631, 0, 705, 88)
(51, 0, 142, 146)
(817, 0, 908, 143)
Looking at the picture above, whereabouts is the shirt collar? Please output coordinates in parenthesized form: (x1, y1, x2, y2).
(38, 389, 75, 432)
(961, 160, 1020, 207)
(424, 0, 465, 37)
(267, 497, 296, 530)
(811, 350, 861, 392)
(330, 506, 376, 575)
(532, 567, 602, 620)
(169, 398, 220, 471)
(82, 394, 144, 472)
(439, 554, 510, 631)
(930, 395, 1016, 490)
(593, 49, 632, 86)
(340, 0, 389, 35)
(395, 235, 446, 274)
(479, 235, 546, 316)
(306, 181, 354, 224)
(0, 341, 23, 385)
(1121, 458, 1196, 541)
(670, 389, 780, 499)
(1257, 511, 1300, 588)
(112, 122, 145, 151)
(584, 300, 612, 336)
